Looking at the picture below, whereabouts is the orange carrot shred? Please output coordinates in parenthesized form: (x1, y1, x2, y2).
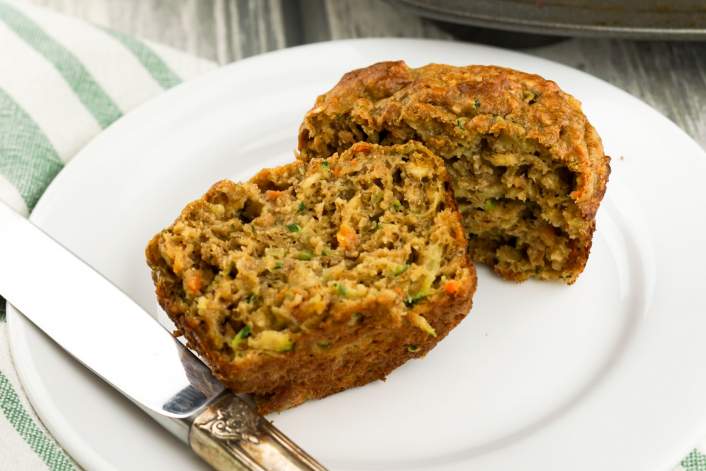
(443, 280, 460, 295)
(265, 190, 283, 201)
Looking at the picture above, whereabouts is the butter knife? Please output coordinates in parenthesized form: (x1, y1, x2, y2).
(0, 201, 327, 471)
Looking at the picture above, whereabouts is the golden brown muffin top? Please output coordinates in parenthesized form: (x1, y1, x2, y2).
(299, 61, 609, 220)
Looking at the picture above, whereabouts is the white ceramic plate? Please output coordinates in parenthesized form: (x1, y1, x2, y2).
(8, 39, 706, 471)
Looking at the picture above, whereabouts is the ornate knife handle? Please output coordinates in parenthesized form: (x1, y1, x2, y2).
(189, 392, 328, 471)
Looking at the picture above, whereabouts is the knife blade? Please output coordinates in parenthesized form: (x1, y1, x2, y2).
(0, 201, 327, 471)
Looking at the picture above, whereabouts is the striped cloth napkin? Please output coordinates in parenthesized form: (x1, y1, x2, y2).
(0, 1, 704, 470)
(0, 1, 214, 469)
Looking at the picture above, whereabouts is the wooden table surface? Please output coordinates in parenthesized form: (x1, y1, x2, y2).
(27, 0, 706, 149)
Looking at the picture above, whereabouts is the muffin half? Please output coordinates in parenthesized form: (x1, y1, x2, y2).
(146, 141, 476, 413)
(298, 61, 610, 283)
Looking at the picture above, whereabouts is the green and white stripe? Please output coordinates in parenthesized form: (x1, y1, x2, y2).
(0, 19, 101, 162)
(11, 0, 176, 109)
(0, 2, 123, 129)
(0, 171, 28, 216)
(0, 372, 76, 470)
(103, 28, 182, 90)
(683, 450, 706, 471)
(0, 0, 199, 211)
(0, 87, 63, 211)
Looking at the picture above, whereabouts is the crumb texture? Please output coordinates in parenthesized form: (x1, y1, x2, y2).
(298, 61, 611, 283)
(146, 142, 476, 412)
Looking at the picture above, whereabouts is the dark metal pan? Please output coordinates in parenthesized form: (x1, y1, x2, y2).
(394, 0, 706, 40)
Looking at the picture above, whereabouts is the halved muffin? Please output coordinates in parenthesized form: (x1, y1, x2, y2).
(146, 141, 476, 413)
(298, 61, 611, 283)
